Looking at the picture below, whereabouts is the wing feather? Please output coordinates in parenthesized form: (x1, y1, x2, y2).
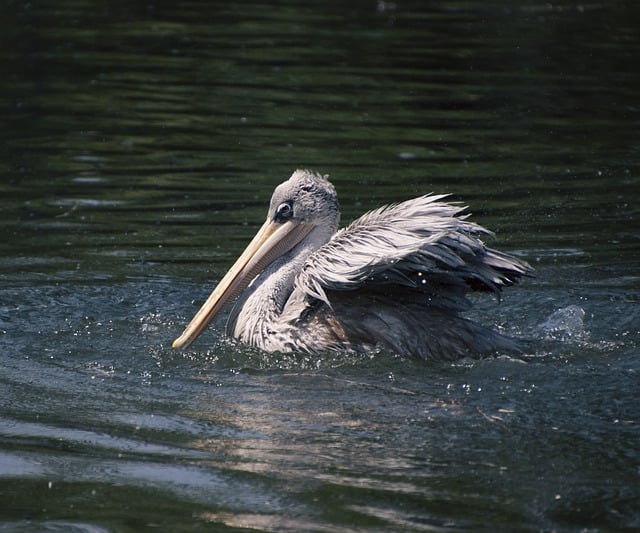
(295, 194, 531, 307)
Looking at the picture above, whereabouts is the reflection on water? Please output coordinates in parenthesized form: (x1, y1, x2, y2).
(1, 0, 639, 530)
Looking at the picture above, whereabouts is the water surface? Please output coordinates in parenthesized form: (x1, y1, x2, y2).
(1, 1, 639, 531)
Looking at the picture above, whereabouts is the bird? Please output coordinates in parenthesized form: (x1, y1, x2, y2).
(172, 169, 532, 360)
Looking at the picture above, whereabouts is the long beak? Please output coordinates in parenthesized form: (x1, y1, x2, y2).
(172, 219, 313, 350)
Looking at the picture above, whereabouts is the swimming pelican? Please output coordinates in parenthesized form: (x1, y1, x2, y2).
(173, 169, 532, 360)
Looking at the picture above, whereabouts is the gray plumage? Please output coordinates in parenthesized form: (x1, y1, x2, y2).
(174, 169, 532, 360)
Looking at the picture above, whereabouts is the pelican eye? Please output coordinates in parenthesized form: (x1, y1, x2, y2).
(275, 201, 294, 223)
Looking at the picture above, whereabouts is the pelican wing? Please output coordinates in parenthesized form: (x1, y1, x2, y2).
(294, 194, 531, 309)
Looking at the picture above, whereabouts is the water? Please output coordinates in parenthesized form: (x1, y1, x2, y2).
(1, 0, 639, 530)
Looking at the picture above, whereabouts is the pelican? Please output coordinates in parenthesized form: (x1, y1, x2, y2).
(173, 169, 532, 360)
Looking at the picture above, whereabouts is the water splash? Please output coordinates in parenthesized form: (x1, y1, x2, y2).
(537, 305, 588, 341)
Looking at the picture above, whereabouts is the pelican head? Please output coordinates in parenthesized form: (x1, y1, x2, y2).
(173, 170, 339, 350)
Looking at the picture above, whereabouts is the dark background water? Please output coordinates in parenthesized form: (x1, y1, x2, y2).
(1, 1, 639, 531)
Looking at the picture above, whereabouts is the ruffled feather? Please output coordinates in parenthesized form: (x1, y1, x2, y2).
(295, 194, 531, 308)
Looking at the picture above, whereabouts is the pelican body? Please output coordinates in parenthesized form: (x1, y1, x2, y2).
(173, 170, 531, 360)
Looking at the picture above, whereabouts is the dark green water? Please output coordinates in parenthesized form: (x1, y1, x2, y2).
(1, 1, 639, 531)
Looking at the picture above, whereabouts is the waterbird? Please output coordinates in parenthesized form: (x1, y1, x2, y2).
(173, 169, 532, 360)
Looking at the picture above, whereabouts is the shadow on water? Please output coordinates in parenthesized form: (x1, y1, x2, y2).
(1, 0, 639, 531)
